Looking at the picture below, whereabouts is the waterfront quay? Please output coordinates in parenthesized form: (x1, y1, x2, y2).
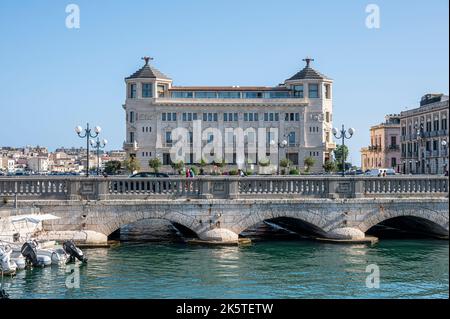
(0, 175, 448, 246)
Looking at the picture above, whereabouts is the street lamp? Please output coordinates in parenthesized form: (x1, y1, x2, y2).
(90, 137, 108, 175)
(332, 125, 355, 177)
(75, 123, 101, 177)
(270, 138, 288, 175)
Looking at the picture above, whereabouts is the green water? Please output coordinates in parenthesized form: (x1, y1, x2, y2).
(3, 239, 448, 299)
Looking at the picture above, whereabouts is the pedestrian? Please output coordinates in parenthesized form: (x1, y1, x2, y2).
(190, 168, 195, 177)
(185, 168, 191, 178)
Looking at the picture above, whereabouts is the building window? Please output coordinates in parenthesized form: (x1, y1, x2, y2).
(442, 117, 448, 130)
(433, 118, 439, 131)
(195, 92, 216, 99)
(244, 113, 259, 122)
(129, 132, 135, 143)
(129, 83, 137, 98)
(142, 83, 153, 98)
(163, 153, 172, 165)
(325, 112, 330, 123)
(202, 113, 218, 122)
(268, 91, 290, 98)
(217, 92, 241, 99)
(157, 84, 166, 98)
(293, 85, 304, 98)
(171, 91, 193, 98)
(308, 84, 319, 98)
(244, 92, 263, 98)
(324, 84, 331, 99)
(391, 136, 397, 147)
(288, 132, 296, 146)
(165, 131, 172, 146)
(129, 111, 135, 123)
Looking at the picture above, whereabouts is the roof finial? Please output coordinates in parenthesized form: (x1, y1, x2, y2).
(303, 57, 314, 68)
(141, 56, 153, 66)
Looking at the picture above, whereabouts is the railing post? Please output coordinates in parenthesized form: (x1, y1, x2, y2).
(67, 179, 80, 200)
(327, 178, 340, 199)
(97, 178, 109, 200)
(353, 178, 364, 198)
(199, 177, 213, 199)
(228, 178, 239, 199)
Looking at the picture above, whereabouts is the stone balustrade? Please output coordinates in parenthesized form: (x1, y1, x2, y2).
(0, 175, 448, 201)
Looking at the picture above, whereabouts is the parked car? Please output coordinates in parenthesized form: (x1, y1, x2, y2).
(130, 172, 169, 178)
(365, 168, 396, 176)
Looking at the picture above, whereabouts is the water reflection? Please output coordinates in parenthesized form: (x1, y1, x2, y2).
(1, 219, 448, 299)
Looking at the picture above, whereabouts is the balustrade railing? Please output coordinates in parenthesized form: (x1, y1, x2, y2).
(0, 176, 447, 201)
(0, 178, 67, 198)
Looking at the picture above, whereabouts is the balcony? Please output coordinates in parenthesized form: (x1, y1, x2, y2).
(388, 145, 400, 151)
(368, 145, 381, 152)
(123, 141, 139, 152)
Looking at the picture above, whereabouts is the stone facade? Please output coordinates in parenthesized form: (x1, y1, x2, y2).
(361, 114, 401, 172)
(123, 57, 336, 173)
(400, 94, 449, 174)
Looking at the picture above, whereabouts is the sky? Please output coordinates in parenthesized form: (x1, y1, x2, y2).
(0, 0, 448, 166)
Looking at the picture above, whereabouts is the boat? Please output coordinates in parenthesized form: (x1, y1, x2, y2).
(0, 246, 17, 275)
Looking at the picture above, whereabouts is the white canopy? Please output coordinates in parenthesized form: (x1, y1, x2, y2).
(10, 214, 60, 224)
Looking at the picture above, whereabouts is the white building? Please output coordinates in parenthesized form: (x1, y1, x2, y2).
(27, 156, 49, 173)
(123, 57, 335, 173)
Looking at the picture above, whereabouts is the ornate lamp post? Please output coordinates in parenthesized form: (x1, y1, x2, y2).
(90, 137, 108, 175)
(75, 123, 101, 177)
(270, 137, 288, 175)
(332, 125, 355, 177)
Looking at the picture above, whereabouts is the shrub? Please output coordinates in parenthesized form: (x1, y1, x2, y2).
(258, 158, 270, 167)
(123, 156, 141, 173)
(289, 168, 300, 175)
(148, 158, 162, 173)
(280, 158, 292, 168)
(171, 160, 184, 171)
(304, 157, 316, 173)
(189, 167, 198, 175)
(229, 169, 239, 176)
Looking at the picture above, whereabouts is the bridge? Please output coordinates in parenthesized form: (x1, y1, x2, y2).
(0, 176, 448, 245)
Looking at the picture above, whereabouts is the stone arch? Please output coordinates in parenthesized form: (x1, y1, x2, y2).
(101, 209, 201, 238)
(358, 208, 449, 235)
(232, 209, 328, 236)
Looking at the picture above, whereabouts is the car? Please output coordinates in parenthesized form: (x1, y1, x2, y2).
(365, 168, 397, 176)
(129, 172, 169, 178)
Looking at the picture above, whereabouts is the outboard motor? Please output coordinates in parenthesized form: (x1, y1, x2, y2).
(63, 241, 87, 263)
(21, 241, 39, 267)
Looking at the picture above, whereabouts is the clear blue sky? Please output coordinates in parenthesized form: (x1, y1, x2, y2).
(0, 0, 448, 165)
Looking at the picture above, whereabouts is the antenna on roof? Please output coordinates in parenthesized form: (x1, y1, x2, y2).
(303, 57, 314, 68)
(141, 56, 153, 66)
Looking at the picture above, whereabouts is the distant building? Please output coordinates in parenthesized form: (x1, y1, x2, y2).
(361, 114, 401, 172)
(400, 94, 449, 174)
(27, 156, 49, 173)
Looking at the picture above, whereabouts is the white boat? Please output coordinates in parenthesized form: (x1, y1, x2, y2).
(0, 246, 17, 275)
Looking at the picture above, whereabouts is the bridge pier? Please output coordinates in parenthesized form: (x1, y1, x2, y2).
(325, 227, 366, 240)
(197, 228, 240, 244)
